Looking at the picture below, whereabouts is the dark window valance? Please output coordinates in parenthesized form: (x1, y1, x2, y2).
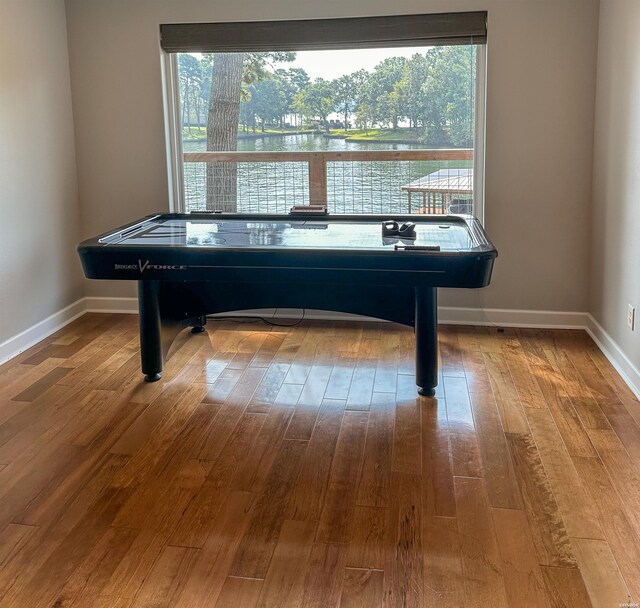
(160, 12, 487, 53)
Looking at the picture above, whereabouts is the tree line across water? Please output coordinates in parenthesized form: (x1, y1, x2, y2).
(179, 46, 475, 149)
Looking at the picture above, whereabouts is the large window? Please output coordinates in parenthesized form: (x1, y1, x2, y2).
(162, 13, 486, 217)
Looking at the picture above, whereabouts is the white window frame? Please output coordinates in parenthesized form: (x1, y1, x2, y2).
(163, 44, 487, 221)
(474, 44, 487, 225)
(162, 52, 185, 212)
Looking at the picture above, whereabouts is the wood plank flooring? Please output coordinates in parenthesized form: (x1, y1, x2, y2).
(0, 313, 639, 607)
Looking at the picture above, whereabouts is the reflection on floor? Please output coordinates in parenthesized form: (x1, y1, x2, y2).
(0, 313, 638, 607)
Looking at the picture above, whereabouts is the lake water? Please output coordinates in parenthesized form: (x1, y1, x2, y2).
(183, 134, 471, 214)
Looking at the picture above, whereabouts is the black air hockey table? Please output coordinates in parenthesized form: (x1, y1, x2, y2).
(78, 213, 497, 395)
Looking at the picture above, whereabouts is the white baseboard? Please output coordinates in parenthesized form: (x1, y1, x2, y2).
(3, 297, 638, 403)
(0, 298, 86, 366)
(83, 299, 368, 320)
(586, 314, 640, 400)
(84, 296, 138, 314)
(438, 307, 588, 328)
(82, 299, 591, 329)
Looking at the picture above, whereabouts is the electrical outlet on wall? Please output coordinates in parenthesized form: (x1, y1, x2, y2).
(628, 304, 635, 330)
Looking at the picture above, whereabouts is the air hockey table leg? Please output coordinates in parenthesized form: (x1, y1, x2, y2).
(138, 280, 163, 382)
(415, 286, 438, 396)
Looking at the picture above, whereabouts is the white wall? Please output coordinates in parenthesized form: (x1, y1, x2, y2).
(0, 0, 83, 346)
(65, 0, 599, 314)
(1, 0, 636, 381)
(591, 0, 640, 368)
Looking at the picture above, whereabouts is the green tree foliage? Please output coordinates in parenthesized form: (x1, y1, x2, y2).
(247, 79, 288, 131)
(395, 54, 428, 129)
(178, 45, 477, 170)
(360, 57, 408, 130)
(441, 46, 476, 147)
(178, 54, 204, 133)
(416, 46, 477, 145)
(292, 78, 334, 128)
(275, 68, 310, 128)
(332, 70, 367, 130)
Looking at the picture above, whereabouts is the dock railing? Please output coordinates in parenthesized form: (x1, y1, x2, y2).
(182, 148, 474, 214)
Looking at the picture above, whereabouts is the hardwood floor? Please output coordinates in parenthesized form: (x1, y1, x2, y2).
(0, 313, 639, 607)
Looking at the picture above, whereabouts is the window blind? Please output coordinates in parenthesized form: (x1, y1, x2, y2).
(160, 12, 487, 53)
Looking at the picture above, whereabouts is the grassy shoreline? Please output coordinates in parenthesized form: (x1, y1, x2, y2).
(327, 128, 425, 143)
(182, 126, 427, 145)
